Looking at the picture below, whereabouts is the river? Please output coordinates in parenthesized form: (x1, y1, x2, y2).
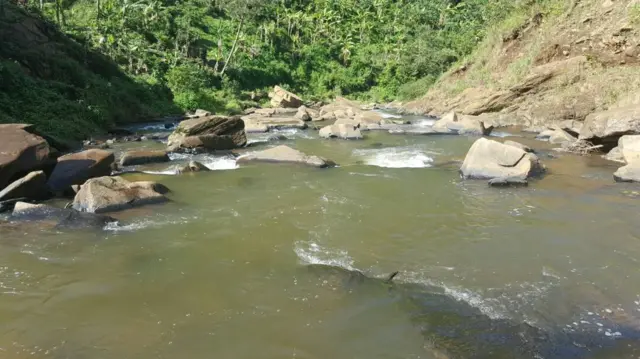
(1, 112, 640, 358)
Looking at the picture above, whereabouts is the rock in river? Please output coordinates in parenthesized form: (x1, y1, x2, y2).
(12, 201, 115, 229)
(612, 135, 640, 182)
(460, 138, 544, 180)
(176, 161, 210, 174)
(120, 150, 170, 166)
(0, 124, 53, 189)
(0, 170, 48, 201)
(237, 145, 336, 168)
(579, 105, 640, 149)
(432, 111, 494, 136)
(167, 115, 247, 152)
(269, 86, 303, 108)
(319, 124, 363, 140)
(47, 149, 114, 193)
(73, 176, 170, 213)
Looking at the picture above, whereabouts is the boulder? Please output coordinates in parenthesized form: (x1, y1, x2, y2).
(237, 145, 336, 168)
(548, 129, 577, 145)
(253, 107, 298, 117)
(0, 124, 52, 189)
(460, 138, 544, 180)
(579, 105, 640, 149)
(488, 176, 529, 187)
(12, 201, 116, 229)
(176, 161, 210, 174)
(72, 176, 170, 213)
(244, 121, 269, 133)
(536, 130, 556, 141)
(604, 146, 625, 163)
(167, 115, 247, 152)
(553, 120, 583, 137)
(504, 140, 534, 153)
(295, 106, 312, 121)
(319, 124, 363, 140)
(269, 86, 303, 108)
(47, 149, 114, 193)
(242, 116, 307, 130)
(0, 171, 48, 201)
(120, 150, 170, 166)
(618, 135, 640, 164)
(432, 112, 494, 136)
(614, 165, 640, 183)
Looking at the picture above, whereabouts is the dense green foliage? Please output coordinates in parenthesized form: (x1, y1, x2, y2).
(1, 0, 538, 139)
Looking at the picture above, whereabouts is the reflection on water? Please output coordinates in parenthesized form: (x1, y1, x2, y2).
(1, 121, 640, 358)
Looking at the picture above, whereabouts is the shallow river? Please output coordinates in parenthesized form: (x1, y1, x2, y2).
(2, 113, 640, 358)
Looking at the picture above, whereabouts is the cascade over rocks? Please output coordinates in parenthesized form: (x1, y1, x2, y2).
(237, 145, 336, 168)
(167, 115, 247, 152)
(120, 150, 170, 166)
(269, 86, 303, 108)
(460, 138, 544, 181)
(12, 201, 116, 229)
(47, 149, 114, 193)
(73, 176, 170, 213)
(0, 124, 53, 190)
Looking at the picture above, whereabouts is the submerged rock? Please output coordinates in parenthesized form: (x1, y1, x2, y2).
(47, 149, 114, 193)
(73, 176, 170, 213)
(269, 86, 303, 108)
(460, 138, 544, 180)
(12, 201, 115, 229)
(237, 145, 336, 168)
(0, 124, 53, 189)
(319, 124, 363, 140)
(176, 161, 210, 174)
(120, 150, 170, 166)
(167, 115, 247, 152)
(488, 176, 529, 187)
(0, 170, 48, 201)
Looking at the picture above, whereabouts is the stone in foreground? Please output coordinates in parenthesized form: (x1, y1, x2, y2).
(167, 115, 247, 152)
(0, 124, 52, 189)
(460, 138, 544, 180)
(120, 150, 170, 166)
(12, 201, 115, 229)
(0, 171, 48, 201)
(319, 124, 363, 140)
(269, 86, 303, 108)
(237, 145, 336, 168)
(47, 149, 114, 193)
(73, 176, 170, 213)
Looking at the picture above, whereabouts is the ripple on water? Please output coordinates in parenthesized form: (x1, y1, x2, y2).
(353, 147, 435, 168)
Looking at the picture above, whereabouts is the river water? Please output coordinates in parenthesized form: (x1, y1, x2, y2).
(1, 113, 640, 358)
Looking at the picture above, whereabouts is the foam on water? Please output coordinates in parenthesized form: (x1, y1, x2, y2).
(142, 154, 238, 175)
(413, 118, 437, 127)
(353, 147, 434, 168)
(104, 215, 197, 232)
(374, 110, 402, 119)
(294, 241, 356, 271)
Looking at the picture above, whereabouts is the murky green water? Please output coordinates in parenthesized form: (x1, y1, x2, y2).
(2, 115, 640, 358)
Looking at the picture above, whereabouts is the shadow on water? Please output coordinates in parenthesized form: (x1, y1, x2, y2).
(303, 263, 640, 359)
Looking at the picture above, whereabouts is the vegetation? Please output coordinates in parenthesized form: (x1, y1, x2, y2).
(1, 0, 545, 139)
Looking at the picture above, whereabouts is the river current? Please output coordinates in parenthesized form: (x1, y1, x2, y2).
(1, 112, 640, 358)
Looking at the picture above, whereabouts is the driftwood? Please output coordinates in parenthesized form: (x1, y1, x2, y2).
(560, 140, 603, 155)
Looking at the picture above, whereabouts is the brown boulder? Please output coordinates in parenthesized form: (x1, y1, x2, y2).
(167, 115, 247, 152)
(0, 124, 52, 189)
(237, 145, 336, 168)
(269, 86, 303, 108)
(120, 150, 170, 166)
(0, 171, 48, 201)
(73, 176, 170, 213)
(47, 149, 114, 192)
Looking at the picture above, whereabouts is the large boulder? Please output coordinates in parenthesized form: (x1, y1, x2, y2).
(47, 149, 114, 193)
(613, 165, 640, 183)
(269, 86, 303, 108)
(548, 129, 577, 145)
(611, 135, 640, 182)
(432, 112, 494, 136)
(460, 138, 544, 180)
(120, 150, 170, 166)
(0, 171, 48, 201)
(167, 115, 247, 152)
(237, 145, 336, 168)
(0, 124, 52, 189)
(73, 176, 170, 213)
(319, 124, 363, 140)
(12, 201, 116, 229)
(242, 116, 307, 130)
(579, 105, 640, 149)
(295, 106, 312, 121)
(617, 135, 640, 164)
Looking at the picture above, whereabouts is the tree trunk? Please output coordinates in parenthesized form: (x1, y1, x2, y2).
(220, 16, 244, 76)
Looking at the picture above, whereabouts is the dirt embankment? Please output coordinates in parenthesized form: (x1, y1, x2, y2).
(405, 0, 640, 129)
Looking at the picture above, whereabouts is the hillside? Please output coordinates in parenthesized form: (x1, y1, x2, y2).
(0, 1, 178, 141)
(405, 0, 640, 130)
